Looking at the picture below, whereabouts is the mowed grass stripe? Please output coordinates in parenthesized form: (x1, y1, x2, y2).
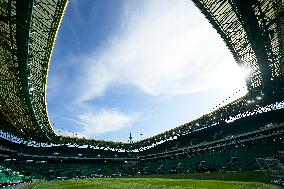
(24, 178, 282, 189)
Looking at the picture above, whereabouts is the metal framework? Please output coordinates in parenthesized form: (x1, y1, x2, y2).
(0, 0, 68, 141)
(192, 0, 284, 96)
(0, 0, 283, 142)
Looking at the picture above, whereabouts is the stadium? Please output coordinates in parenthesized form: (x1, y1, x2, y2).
(0, 0, 284, 188)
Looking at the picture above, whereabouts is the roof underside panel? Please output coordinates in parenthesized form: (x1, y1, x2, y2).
(0, 0, 68, 141)
(192, 0, 284, 91)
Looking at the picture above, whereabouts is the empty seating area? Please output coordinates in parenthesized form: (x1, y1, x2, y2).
(136, 139, 284, 175)
(0, 164, 26, 188)
(0, 106, 283, 180)
(0, 124, 282, 179)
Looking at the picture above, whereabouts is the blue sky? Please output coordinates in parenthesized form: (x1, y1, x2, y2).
(47, 0, 248, 142)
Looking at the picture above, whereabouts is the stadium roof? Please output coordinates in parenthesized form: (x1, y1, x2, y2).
(0, 0, 283, 143)
(193, 0, 284, 93)
(0, 0, 68, 141)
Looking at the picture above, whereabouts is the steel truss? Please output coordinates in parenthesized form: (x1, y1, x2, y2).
(192, 0, 284, 95)
(0, 0, 68, 141)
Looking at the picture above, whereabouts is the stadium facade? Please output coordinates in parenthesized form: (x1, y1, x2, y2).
(0, 0, 283, 182)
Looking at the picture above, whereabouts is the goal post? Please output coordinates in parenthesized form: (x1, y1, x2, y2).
(255, 158, 284, 176)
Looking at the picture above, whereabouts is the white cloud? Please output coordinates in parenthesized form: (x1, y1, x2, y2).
(49, 0, 248, 137)
(71, 109, 140, 136)
(73, 0, 247, 102)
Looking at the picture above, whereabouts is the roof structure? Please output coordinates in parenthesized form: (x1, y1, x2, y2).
(193, 0, 284, 96)
(0, 0, 283, 143)
(0, 0, 68, 141)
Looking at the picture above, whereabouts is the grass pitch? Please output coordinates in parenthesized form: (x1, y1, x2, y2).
(24, 178, 281, 189)
(23, 171, 282, 189)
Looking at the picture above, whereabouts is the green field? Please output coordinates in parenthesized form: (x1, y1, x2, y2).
(23, 171, 283, 189)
